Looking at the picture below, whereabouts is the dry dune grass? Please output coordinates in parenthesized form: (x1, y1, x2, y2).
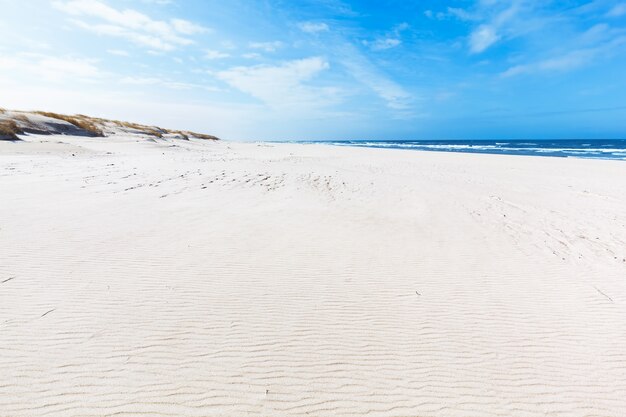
(186, 131, 219, 140)
(111, 120, 217, 140)
(0, 120, 23, 140)
(112, 120, 165, 138)
(33, 111, 217, 140)
(1, 108, 219, 140)
(34, 111, 104, 137)
(13, 113, 30, 123)
(174, 131, 189, 140)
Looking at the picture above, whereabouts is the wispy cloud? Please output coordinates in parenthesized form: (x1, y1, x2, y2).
(365, 38, 401, 51)
(0, 53, 102, 81)
(120, 75, 220, 91)
(447, 7, 478, 21)
(607, 3, 626, 17)
(170, 18, 206, 35)
(216, 57, 338, 110)
(140, 0, 174, 5)
(53, 0, 208, 51)
(205, 49, 230, 60)
(363, 23, 408, 51)
(107, 49, 129, 57)
(425, 6, 479, 21)
(337, 44, 413, 116)
(345, 63, 412, 113)
(248, 41, 284, 52)
(461, 1, 525, 54)
(298, 22, 330, 34)
(314, 0, 359, 17)
(502, 49, 595, 77)
(469, 25, 500, 53)
(501, 29, 626, 77)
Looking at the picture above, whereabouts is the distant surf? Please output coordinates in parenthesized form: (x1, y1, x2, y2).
(301, 139, 626, 160)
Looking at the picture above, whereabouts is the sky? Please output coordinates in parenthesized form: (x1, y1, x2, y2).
(1, 0, 625, 140)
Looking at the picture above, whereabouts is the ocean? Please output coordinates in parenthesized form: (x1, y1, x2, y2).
(302, 139, 626, 160)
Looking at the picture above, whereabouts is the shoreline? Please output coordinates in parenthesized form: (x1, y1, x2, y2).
(287, 139, 626, 161)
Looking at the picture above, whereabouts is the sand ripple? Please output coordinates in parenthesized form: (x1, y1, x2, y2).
(1, 137, 625, 416)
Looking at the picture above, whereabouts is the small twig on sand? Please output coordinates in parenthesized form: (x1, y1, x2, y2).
(594, 286, 613, 303)
(415, 291, 421, 296)
(40, 309, 56, 318)
(1, 276, 16, 284)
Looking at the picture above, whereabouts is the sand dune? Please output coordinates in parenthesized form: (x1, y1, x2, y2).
(0, 109, 219, 141)
(1, 133, 625, 417)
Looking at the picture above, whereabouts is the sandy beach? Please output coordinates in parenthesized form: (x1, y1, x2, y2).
(1, 134, 625, 417)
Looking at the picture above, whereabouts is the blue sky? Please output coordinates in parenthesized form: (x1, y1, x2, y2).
(1, 0, 625, 140)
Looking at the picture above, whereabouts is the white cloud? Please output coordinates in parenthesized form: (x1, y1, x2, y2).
(39, 56, 102, 79)
(0, 53, 102, 81)
(205, 49, 230, 60)
(607, 3, 626, 17)
(107, 49, 129, 56)
(248, 41, 284, 52)
(69, 19, 175, 51)
(216, 57, 338, 109)
(502, 49, 596, 77)
(447, 7, 477, 21)
(579, 23, 612, 45)
(366, 37, 401, 51)
(425, 6, 477, 21)
(338, 45, 413, 115)
(394, 22, 410, 32)
(539, 51, 595, 71)
(364, 22, 407, 51)
(500, 20, 626, 77)
(469, 24, 500, 53)
(53, 0, 208, 51)
(298, 22, 330, 33)
(121, 76, 168, 85)
(242, 53, 262, 59)
(120, 75, 220, 91)
(465, 1, 522, 54)
(171, 18, 207, 35)
(345, 62, 411, 112)
(140, 0, 173, 4)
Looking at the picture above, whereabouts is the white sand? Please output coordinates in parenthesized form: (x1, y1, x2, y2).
(1, 134, 625, 417)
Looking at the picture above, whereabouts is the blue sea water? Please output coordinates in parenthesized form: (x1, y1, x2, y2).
(301, 140, 626, 160)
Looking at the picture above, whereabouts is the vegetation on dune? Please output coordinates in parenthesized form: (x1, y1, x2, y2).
(111, 120, 217, 140)
(34, 111, 104, 137)
(187, 132, 219, 140)
(0, 120, 24, 140)
(1, 108, 218, 140)
(13, 113, 30, 123)
(174, 131, 189, 140)
(112, 120, 165, 138)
